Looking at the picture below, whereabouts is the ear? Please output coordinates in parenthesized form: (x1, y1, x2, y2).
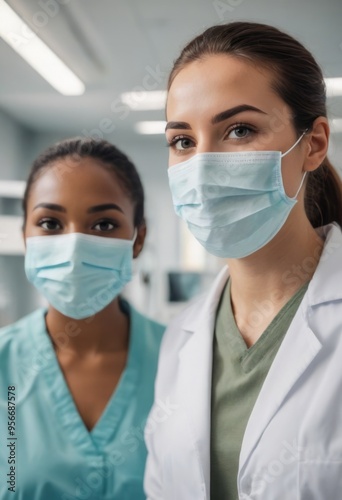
(303, 116, 330, 172)
(133, 222, 147, 259)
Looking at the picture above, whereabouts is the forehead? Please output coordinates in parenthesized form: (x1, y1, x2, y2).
(167, 54, 280, 119)
(27, 157, 131, 207)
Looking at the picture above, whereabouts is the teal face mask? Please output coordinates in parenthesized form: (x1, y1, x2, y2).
(25, 232, 135, 319)
(168, 133, 307, 259)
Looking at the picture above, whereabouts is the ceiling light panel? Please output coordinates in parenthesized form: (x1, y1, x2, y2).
(0, 0, 85, 95)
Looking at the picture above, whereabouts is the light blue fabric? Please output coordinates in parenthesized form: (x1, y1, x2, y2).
(25, 233, 135, 319)
(0, 301, 165, 499)
(168, 134, 306, 259)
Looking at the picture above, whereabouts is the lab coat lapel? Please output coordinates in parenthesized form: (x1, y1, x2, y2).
(178, 267, 229, 496)
(239, 297, 322, 473)
(240, 223, 342, 472)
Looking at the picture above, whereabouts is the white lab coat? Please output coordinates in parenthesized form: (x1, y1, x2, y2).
(144, 223, 342, 499)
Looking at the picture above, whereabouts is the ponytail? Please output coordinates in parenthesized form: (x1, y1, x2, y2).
(305, 157, 342, 227)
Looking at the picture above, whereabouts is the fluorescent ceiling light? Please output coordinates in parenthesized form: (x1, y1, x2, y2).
(121, 90, 167, 110)
(330, 119, 342, 134)
(135, 121, 166, 135)
(325, 78, 342, 97)
(0, 180, 26, 198)
(0, 0, 85, 96)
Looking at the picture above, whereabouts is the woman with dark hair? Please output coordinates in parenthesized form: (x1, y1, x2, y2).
(144, 22, 342, 499)
(0, 138, 165, 500)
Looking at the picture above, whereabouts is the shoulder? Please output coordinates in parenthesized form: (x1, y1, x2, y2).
(307, 223, 342, 312)
(0, 308, 46, 348)
(136, 308, 165, 334)
(0, 309, 46, 381)
(163, 293, 208, 350)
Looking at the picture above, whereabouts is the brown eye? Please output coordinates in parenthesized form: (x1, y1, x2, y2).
(39, 218, 61, 231)
(92, 220, 118, 232)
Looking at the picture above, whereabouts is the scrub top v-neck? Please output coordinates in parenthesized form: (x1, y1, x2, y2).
(0, 301, 164, 500)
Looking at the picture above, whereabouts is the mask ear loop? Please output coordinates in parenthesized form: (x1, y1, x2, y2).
(281, 128, 309, 158)
(281, 128, 309, 199)
(131, 228, 140, 277)
(293, 171, 307, 199)
(132, 228, 138, 243)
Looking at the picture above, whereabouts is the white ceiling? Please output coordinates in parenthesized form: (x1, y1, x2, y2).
(0, 0, 342, 135)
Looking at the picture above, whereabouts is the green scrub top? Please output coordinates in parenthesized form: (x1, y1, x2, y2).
(210, 280, 309, 499)
(0, 300, 165, 500)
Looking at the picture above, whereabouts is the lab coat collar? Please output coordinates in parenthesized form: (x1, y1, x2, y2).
(238, 320, 322, 476)
(180, 265, 229, 334)
(180, 223, 342, 334)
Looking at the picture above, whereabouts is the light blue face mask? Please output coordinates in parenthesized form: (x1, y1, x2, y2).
(25, 232, 136, 319)
(168, 133, 307, 259)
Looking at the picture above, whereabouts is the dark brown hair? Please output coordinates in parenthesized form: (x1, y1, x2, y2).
(168, 22, 342, 228)
(22, 137, 145, 228)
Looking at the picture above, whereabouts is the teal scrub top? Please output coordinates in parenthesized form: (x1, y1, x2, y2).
(0, 300, 165, 500)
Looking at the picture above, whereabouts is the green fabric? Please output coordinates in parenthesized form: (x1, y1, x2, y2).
(210, 279, 309, 500)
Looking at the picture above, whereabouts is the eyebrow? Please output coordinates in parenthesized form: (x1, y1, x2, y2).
(33, 203, 66, 212)
(212, 104, 267, 124)
(87, 204, 124, 214)
(165, 121, 191, 131)
(165, 104, 267, 131)
(33, 203, 124, 214)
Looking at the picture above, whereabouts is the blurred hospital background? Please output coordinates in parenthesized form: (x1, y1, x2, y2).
(0, 0, 342, 327)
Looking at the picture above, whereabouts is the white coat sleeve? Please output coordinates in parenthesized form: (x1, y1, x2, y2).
(144, 410, 163, 500)
(143, 330, 169, 500)
(143, 300, 198, 500)
(143, 312, 183, 500)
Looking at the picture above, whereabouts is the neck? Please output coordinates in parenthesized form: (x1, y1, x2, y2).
(228, 210, 324, 322)
(45, 298, 129, 356)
